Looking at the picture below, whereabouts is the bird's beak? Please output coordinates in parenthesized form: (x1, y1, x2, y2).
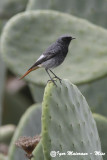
(72, 37, 76, 40)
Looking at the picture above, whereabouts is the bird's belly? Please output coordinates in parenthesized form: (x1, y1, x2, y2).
(41, 56, 64, 69)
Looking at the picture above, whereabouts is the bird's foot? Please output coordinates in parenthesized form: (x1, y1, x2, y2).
(53, 76, 62, 84)
(47, 79, 57, 86)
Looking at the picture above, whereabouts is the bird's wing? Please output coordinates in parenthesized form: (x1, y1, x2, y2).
(28, 45, 61, 70)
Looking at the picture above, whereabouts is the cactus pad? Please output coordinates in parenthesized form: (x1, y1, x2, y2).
(0, 154, 7, 160)
(78, 77, 107, 117)
(42, 79, 102, 160)
(1, 11, 107, 85)
(9, 103, 42, 160)
(0, 124, 16, 144)
(32, 140, 44, 160)
(0, 0, 28, 19)
(27, 0, 107, 28)
(93, 114, 107, 160)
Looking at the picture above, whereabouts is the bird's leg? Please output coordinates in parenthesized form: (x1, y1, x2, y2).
(49, 69, 62, 83)
(45, 69, 57, 86)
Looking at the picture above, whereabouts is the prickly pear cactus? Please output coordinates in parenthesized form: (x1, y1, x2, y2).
(8, 103, 42, 160)
(27, 0, 107, 28)
(78, 77, 107, 117)
(1, 10, 107, 86)
(0, 124, 16, 144)
(93, 114, 107, 160)
(0, 54, 5, 125)
(0, 19, 6, 125)
(42, 79, 103, 160)
(32, 140, 44, 160)
(0, 0, 28, 19)
(0, 154, 7, 160)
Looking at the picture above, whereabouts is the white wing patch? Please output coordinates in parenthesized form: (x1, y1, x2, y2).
(36, 54, 45, 62)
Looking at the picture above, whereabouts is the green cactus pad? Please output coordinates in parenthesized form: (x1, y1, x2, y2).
(0, 154, 7, 160)
(0, 0, 28, 19)
(93, 114, 107, 160)
(78, 77, 107, 117)
(1, 11, 107, 86)
(32, 140, 44, 160)
(9, 103, 42, 160)
(42, 79, 102, 160)
(0, 55, 6, 125)
(0, 20, 6, 125)
(0, 124, 16, 144)
(27, 0, 107, 28)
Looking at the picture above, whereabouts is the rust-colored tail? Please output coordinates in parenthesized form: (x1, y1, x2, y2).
(19, 66, 39, 80)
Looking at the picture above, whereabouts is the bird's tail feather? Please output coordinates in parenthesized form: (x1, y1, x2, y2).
(19, 66, 39, 80)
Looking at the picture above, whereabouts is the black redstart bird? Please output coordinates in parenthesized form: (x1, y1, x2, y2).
(19, 35, 75, 85)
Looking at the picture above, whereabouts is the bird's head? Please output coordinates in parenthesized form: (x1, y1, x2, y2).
(57, 35, 75, 45)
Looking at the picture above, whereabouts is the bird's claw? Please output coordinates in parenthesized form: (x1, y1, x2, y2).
(53, 76, 62, 84)
(47, 79, 57, 86)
